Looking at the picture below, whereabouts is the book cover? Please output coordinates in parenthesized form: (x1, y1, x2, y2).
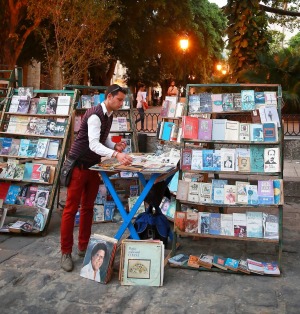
(211, 93, 223, 112)
(29, 98, 39, 114)
(34, 188, 50, 208)
(181, 148, 192, 171)
(262, 262, 280, 276)
(209, 213, 221, 235)
(4, 185, 21, 205)
(0, 182, 10, 201)
(212, 119, 227, 141)
(175, 102, 185, 117)
(46, 96, 58, 114)
(182, 116, 199, 139)
(168, 253, 189, 266)
(93, 205, 104, 222)
(239, 123, 250, 141)
(246, 184, 259, 205)
(23, 163, 33, 181)
(254, 91, 265, 107)
(35, 118, 48, 135)
(198, 254, 213, 269)
(119, 239, 164, 286)
(187, 182, 200, 203)
(166, 201, 176, 219)
(161, 121, 174, 141)
(237, 259, 250, 274)
(241, 90, 255, 110)
(25, 185, 38, 206)
(188, 94, 201, 113)
(15, 116, 30, 134)
(199, 183, 212, 203)
(202, 149, 214, 171)
(263, 213, 279, 239)
(174, 211, 186, 232)
(198, 118, 212, 140)
(187, 255, 200, 268)
(54, 118, 67, 136)
(235, 181, 248, 204)
(104, 201, 115, 221)
(13, 164, 25, 180)
(80, 233, 118, 284)
(264, 91, 277, 106)
(224, 185, 237, 205)
(212, 149, 221, 171)
(166, 101, 177, 118)
(0, 137, 12, 155)
(36, 139, 50, 158)
(246, 258, 264, 275)
(211, 179, 227, 204)
(222, 93, 234, 111)
(18, 86, 33, 98)
(176, 180, 189, 201)
(37, 97, 48, 114)
(246, 211, 263, 238)
(236, 148, 250, 172)
(15, 184, 30, 205)
(8, 138, 20, 156)
(233, 93, 242, 110)
(250, 145, 265, 173)
(273, 179, 284, 205)
(263, 122, 278, 142)
(31, 163, 43, 181)
(212, 255, 227, 270)
(220, 148, 235, 172)
(259, 106, 281, 127)
(128, 196, 145, 217)
(190, 149, 202, 171)
(224, 120, 239, 141)
(9, 95, 21, 113)
(18, 139, 30, 157)
(185, 212, 198, 233)
(199, 92, 212, 112)
(56, 95, 71, 115)
(0, 208, 8, 229)
(27, 139, 38, 158)
(169, 124, 179, 142)
(17, 96, 30, 113)
(198, 212, 210, 234)
(46, 140, 60, 159)
(160, 100, 170, 118)
(220, 214, 233, 236)
(257, 180, 274, 204)
(233, 213, 247, 237)
(250, 123, 264, 142)
(224, 257, 239, 271)
(264, 147, 280, 172)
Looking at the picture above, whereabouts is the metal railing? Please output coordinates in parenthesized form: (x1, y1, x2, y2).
(132, 111, 300, 137)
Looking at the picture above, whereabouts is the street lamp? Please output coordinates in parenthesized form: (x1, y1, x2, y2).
(179, 37, 189, 97)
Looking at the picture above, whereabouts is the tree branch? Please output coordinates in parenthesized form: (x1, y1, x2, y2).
(259, 4, 300, 17)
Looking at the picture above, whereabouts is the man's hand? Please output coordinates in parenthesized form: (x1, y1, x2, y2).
(114, 141, 126, 152)
(116, 152, 133, 166)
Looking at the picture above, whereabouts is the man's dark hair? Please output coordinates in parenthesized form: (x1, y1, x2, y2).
(38, 192, 47, 199)
(47, 119, 55, 127)
(105, 84, 127, 99)
(91, 242, 107, 259)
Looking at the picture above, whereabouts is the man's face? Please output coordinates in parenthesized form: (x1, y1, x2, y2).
(268, 150, 275, 162)
(41, 104, 46, 112)
(107, 91, 125, 111)
(49, 122, 56, 130)
(91, 249, 105, 271)
(37, 196, 45, 206)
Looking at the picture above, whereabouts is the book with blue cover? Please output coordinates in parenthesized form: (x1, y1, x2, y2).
(211, 179, 228, 204)
(254, 91, 265, 107)
(168, 253, 189, 266)
(202, 149, 214, 171)
(246, 184, 259, 205)
(0, 137, 12, 155)
(18, 139, 30, 157)
(199, 93, 212, 112)
(224, 257, 239, 271)
(263, 122, 278, 142)
(246, 211, 263, 238)
(209, 213, 221, 235)
(250, 145, 265, 173)
(161, 122, 175, 141)
(188, 94, 201, 113)
(23, 163, 34, 181)
(104, 201, 115, 221)
(241, 90, 255, 110)
(222, 93, 234, 111)
(4, 185, 21, 205)
(250, 123, 264, 142)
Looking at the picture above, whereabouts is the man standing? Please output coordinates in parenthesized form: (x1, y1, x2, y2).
(167, 81, 179, 97)
(60, 84, 132, 272)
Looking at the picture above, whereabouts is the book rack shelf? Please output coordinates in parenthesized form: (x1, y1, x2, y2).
(172, 83, 284, 275)
(0, 87, 80, 235)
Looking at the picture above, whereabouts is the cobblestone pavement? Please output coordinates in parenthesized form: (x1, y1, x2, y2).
(0, 159, 299, 314)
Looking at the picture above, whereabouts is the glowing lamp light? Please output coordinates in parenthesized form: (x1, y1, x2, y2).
(179, 39, 189, 52)
(216, 64, 222, 71)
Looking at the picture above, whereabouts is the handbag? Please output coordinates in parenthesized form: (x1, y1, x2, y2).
(142, 101, 148, 110)
(60, 157, 77, 187)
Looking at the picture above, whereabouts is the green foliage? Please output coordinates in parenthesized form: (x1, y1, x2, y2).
(225, 0, 270, 78)
(288, 32, 300, 49)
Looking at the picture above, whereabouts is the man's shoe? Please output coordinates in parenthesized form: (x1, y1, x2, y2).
(77, 249, 86, 257)
(61, 253, 74, 272)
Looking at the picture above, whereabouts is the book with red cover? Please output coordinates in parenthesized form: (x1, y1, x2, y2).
(0, 182, 11, 202)
(174, 211, 186, 232)
(198, 118, 212, 140)
(182, 116, 199, 139)
(31, 164, 43, 181)
(181, 148, 192, 171)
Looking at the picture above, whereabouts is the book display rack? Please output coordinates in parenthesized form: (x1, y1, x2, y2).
(0, 87, 80, 235)
(172, 83, 284, 275)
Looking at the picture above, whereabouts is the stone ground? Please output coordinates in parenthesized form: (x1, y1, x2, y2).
(0, 160, 299, 314)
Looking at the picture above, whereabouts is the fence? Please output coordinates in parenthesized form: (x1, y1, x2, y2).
(131, 111, 300, 137)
